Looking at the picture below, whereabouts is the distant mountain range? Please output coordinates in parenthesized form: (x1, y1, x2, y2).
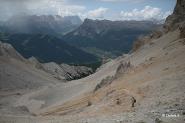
(63, 19, 162, 58)
(0, 15, 162, 67)
(0, 15, 82, 36)
(0, 15, 101, 65)
(0, 33, 98, 64)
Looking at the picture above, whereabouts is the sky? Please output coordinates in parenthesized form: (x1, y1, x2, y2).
(0, 0, 176, 21)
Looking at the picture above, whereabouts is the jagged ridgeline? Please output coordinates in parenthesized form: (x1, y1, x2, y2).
(63, 19, 161, 58)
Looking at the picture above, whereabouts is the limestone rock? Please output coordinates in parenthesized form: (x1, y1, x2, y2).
(164, 0, 185, 31)
(0, 41, 25, 61)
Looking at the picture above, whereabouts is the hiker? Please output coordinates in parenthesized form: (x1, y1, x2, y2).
(116, 98, 121, 105)
(131, 96, 136, 107)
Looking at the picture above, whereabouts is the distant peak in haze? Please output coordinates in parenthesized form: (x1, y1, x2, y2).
(1, 15, 82, 35)
(9, 14, 82, 24)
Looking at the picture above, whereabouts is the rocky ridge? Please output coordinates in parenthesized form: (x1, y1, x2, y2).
(0, 41, 93, 91)
(28, 57, 93, 81)
(64, 19, 160, 58)
(0, 41, 25, 61)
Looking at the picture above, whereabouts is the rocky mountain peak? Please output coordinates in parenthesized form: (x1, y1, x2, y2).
(165, 0, 185, 31)
(65, 16, 82, 25)
(173, 0, 185, 15)
(3, 15, 82, 35)
(83, 18, 95, 23)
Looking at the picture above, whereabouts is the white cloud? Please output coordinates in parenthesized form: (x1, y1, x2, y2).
(0, 0, 86, 20)
(86, 7, 108, 19)
(33, 0, 86, 17)
(0, 0, 108, 20)
(57, 5, 86, 16)
(120, 6, 172, 20)
(99, 0, 145, 3)
(0, 0, 172, 21)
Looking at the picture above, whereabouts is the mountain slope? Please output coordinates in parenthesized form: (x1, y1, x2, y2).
(28, 29, 184, 118)
(8, 0, 185, 122)
(2, 27, 184, 122)
(0, 33, 98, 64)
(29, 57, 93, 81)
(0, 41, 96, 115)
(0, 41, 61, 91)
(63, 19, 161, 58)
(0, 41, 94, 91)
(0, 0, 185, 123)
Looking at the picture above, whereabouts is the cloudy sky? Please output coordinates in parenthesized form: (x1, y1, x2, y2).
(0, 0, 176, 21)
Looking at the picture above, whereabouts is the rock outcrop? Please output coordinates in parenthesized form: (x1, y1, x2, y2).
(132, 35, 151, 52)
(29, 58, 93, 81)
(115, 61, 132, 78)
(164, 0, 185, 31)
(0, 41, 25, 61)
(180, 25, 185, 38)
(60, 64, 93, 80)
(94, 76, 114, 92)
(28, 57, 45, 70)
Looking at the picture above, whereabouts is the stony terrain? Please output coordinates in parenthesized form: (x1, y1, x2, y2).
(0, 41, 94, 116)
(0, 0, 185, 123)
(29, 57, 93, 81)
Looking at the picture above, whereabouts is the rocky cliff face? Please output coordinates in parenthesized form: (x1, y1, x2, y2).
(165, 0, 185, 30)
(42, 62, 93, 81)
(28, 57, 93, 81)
(174, 0, 185, 15)
(133, 0, 185, 52)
